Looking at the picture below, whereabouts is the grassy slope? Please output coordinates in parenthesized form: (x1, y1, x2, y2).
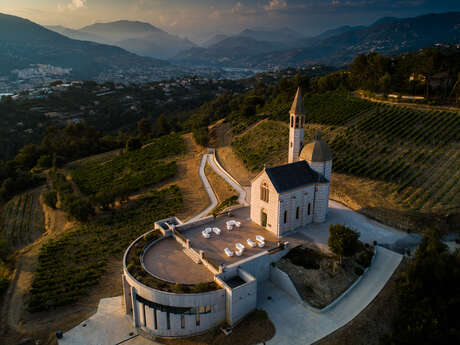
(229, 92, 460, 230)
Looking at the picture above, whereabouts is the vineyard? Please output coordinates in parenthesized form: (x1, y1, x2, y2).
(0, 188, 45, 248)
(28, 185, 183, 312)
(71, 134, 186, 196)
(231, 92, 460, 212)
(329, 104, 460, 211)
(232, 121, 289, 172)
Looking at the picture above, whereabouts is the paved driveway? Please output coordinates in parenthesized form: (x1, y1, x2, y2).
(259, 246, 402, 345)
(290, 200, 422, 254)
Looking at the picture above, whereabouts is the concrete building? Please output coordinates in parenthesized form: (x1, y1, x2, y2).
(122, 88, 333, 338)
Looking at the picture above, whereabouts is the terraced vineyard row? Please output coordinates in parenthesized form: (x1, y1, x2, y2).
(0, 188, 45, 248)
(29, 185, 183, 312)
(329, 104, 460, 211)
(71, 134, 186, 196)
(231, 92, 459, 212)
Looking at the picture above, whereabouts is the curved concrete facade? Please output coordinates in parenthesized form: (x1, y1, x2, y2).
(123, 235, 226, 338)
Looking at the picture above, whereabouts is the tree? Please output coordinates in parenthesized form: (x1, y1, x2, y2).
(67, 198, 94, 222)
(125, 138, 142, 152)
(43, 190, 58, 209)
(138, 117, 152, 139)
(153, 115, 171, 137)
(328, 224, 360, 262)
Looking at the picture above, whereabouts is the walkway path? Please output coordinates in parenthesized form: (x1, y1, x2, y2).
(187, 151, 248, 223)
(186, 154, 218, 223)
(259, 246, 402, 345)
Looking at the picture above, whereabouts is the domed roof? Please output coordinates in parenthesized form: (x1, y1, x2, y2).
(299, 131, 333, 162)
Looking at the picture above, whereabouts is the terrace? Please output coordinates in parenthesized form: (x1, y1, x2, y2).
(182, 207, 280, 266)
(143, 237, 214, 284)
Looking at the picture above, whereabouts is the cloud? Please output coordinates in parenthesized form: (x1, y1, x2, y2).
(264, 0, 288, 11)
(232, 2, 244, 14)
(58, 0, 87, 12)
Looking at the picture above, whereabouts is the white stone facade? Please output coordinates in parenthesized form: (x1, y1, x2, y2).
(308, 160, 332, 181)
(250, 171, 328, 236)
(288, 125, 304, 163)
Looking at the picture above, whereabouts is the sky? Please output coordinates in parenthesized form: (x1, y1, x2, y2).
(1, 0, 459, 42)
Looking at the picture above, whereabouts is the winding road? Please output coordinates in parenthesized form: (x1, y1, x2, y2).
(59, 151, 405, 345)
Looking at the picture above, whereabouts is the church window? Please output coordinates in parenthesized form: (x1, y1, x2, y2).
(295, 117, 299, 128)
(167, 312, 171, 329)
(308, 203, 311, 215)
(284, 210, 288, 224)
(260, 183, 269, 202)
(290, 116, 294, 127)
(181, 313, 185, 328)
(296, 207, 299, 219)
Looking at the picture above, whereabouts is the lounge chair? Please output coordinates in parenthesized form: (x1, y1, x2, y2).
(224, 248, 234, 257)
(235, 243, 245, 251)
(257, 241, 265, 248)
(205, 227, 212, 234)
(226, 222, 233, 230)
(247, 239, 257, 247)
(212, 227, 221, 235)
(235, 221, 241, 228)
(256, 235, 265, 242)
(202, 230, 210, 239)
(235, 249, 243, 256)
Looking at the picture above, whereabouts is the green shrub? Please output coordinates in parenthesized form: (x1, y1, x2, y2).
(354, 266, 364, 276)
(43, 190, 58, 209)
(285, 246, 321, 270)
(328, 224, 360, 262)
(357, 250, 373, 268)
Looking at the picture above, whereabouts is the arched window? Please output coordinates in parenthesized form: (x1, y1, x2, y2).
(290, 116, 294, 127)
(295, 116, 299, 128)
(284, 210, 288, 224)
(296, 207, 299, 219)
(260, 182, 269, 202)
(308, 203, 311, 216)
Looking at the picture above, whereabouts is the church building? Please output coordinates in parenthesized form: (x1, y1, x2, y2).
(250, 87, 333, 237)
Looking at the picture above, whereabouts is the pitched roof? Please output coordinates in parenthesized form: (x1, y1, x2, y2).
(290, 87, 305, 115)
(265, 160, 328, 193)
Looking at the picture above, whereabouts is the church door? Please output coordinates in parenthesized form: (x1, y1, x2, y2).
(261, 210, 267, 227)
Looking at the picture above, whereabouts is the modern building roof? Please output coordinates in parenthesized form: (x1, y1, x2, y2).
(299, 131, 333, 162)
(290, 87, 305, 115)
(265, 160, 328, 193)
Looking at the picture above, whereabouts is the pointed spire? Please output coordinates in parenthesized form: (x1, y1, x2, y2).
(290, 87, 305, 115)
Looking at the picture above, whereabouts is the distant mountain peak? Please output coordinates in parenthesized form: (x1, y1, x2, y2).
(80, 20, 163, 34)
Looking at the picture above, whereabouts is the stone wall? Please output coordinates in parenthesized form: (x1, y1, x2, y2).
(313, 183, 330, 223)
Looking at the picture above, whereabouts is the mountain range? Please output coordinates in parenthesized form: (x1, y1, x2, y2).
(48, 20, 196, 59)
(0, 13, 168, 80)
(174, 12, 460, 68)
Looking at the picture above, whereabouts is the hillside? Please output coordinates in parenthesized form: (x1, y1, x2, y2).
(175, 12, 460, 68)
(0, 13, 168, 79)
(252, 12, 460, 67)
(77, 20, 196, 59)
(212, 91, 459, 232)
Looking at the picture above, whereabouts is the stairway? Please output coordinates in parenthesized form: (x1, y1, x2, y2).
(183, 248, 202, 264)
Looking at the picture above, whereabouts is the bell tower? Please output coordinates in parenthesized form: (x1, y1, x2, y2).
(288, 87, 305, 163)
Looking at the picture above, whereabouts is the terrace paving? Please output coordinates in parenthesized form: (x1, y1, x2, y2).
(183, 207, 280, 266)
(143, 237, 214, 284)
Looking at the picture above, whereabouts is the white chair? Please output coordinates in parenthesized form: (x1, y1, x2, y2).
(202, 230, 210, 239)
(235, 221, 241, 228)
(256, 235, 265, 243)
(224, 248, 234, 257)
(226, 222, 233, 231)
(236, 243, 245, 251)
(205, 227, 212, 234)
(212, 227, 221, 235)
(258, 241, 265, 248)
(235, 249, 243, 256)
(247, 239, 257, 248)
